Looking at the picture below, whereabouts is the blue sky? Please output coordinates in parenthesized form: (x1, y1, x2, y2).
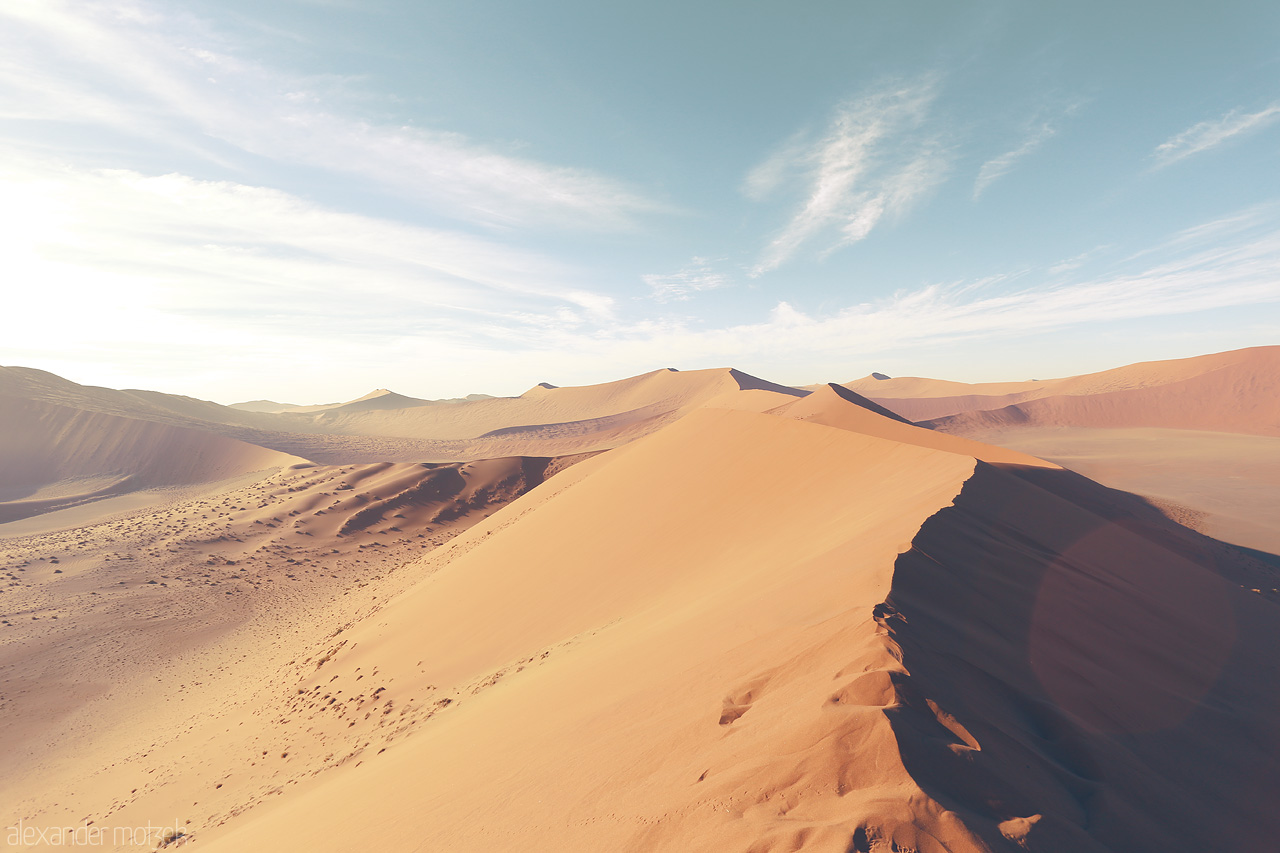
(2, 0, 1279, 402)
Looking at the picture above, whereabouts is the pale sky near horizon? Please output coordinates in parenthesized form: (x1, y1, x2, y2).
(2, 0, 1279, 403)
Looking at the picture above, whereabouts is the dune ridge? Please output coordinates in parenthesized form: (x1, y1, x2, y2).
(847, 346, 1279, 427)
(925, 348, 1280, 436)
(769, 383, 1054, 467)
(5, 402, 1268, 851)
(0, 365, 809, 469)
(3, 351, 1279, 852)
(168, 408, 993, 852)
(0, 399, 304, 523)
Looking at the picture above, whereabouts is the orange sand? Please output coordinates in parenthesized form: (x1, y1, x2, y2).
(2, 352, 1278, 852)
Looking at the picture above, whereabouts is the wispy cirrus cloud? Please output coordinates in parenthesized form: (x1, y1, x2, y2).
(518, 206, 1280, 381)
(7, 172, 1277, 402)
(0, 150, 617, 365)
(641, 258, 731, 302)
(745, 77, 951, 275)
(0, 0, 662, 231)
(1153, 102, 1280, 168)
(973, 101, 1084, 199)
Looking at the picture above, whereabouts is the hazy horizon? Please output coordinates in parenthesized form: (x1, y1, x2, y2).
(3, 0, 1278, 403)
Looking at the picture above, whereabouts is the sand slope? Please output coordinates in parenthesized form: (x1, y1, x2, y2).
(769, 383, 1052, 467)
(885, 462, 1280, 851)
(179, 408, 989, 852)
(13, 404, 1255, 852)
(0, 452, 593, 832)
(941, 426, 1280, 556)
(5, 361, 1279, 852)
(0, 399, 304, 522)
(927, 348, 1280, 436)
(848, 346, 1279, 426)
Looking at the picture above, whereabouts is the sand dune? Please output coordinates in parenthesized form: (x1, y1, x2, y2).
(7, 396, 1275, 852)
(0, 451, 592, 831)
(192, 411, 1280, 851)
(862, 346, 1280, 563)
(49, 407, 990, 852)
(3, 353, 1278, 852)
(927, 348, 1280, 436)
(230, 389, 495, 414)
(768, 383, 1052, 467)
(1, 365, 808, 468)
(847, 346, 1279, 425)
(944, 426, 1280, 556)
(0, 399, 303, 523)
(233, 389, 431, 415)
(292, 366, 805, 441)
(0, 366, 282, 433)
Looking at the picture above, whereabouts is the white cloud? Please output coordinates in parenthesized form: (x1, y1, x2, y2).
(973, 101, 1085, 199)
(6, 191, 1278, 403)
(1153, 102, 1280, 167)
(641, 257, 731, 302)
(747, 77, 950, 275)
(0, 0, 661, 230)
(0, 151, 613, 364)
(520, 207, 1280, 380)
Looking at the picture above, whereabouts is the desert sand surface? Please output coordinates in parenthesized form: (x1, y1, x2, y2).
(769, 383, 1051, 467)
(0, 451, 591, 846)
(849, 345, 1279, 427)
(0, 398, 305, 523)
(845, 346, 1280, 559)
(951, 426, 1280, 556)
(3, 353, 1279, 852)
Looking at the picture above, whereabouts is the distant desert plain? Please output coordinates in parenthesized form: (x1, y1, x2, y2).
(2, 345, 1278, 852)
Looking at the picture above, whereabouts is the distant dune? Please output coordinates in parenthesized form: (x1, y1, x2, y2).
(0, 365, 808, 467)
(769, 383, 1052, 467)
(0, 398, 303, 522)
(294, 366, 806, 442)
(925, 346, 1280, 436)
(855, 344, 1280, 554)
(229, 390, 495, 414)
(846, 346, 1279, 429)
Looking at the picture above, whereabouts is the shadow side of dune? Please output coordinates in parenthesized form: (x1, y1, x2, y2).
(882, 463, 1280, 853)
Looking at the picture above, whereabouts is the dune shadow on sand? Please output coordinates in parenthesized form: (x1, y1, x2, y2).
(882, 464, 1280, 852)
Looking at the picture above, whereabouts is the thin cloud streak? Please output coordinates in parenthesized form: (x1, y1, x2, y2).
(1153, 102, 1280, 167)
(551, 210, 1280, 374)
(747, 77, 950, 275)
(974, 100, 1085, 199)
(8, 202, 1278, 403)
(641, 258, 731, 302)
(974, 122, 1055, 199)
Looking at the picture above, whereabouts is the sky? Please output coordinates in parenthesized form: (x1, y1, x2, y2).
(2, 0, 1279, 403)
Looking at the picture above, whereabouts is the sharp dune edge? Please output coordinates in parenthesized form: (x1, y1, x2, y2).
(850, 346, 1280, 555)
(1, 351, 1278, 853)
